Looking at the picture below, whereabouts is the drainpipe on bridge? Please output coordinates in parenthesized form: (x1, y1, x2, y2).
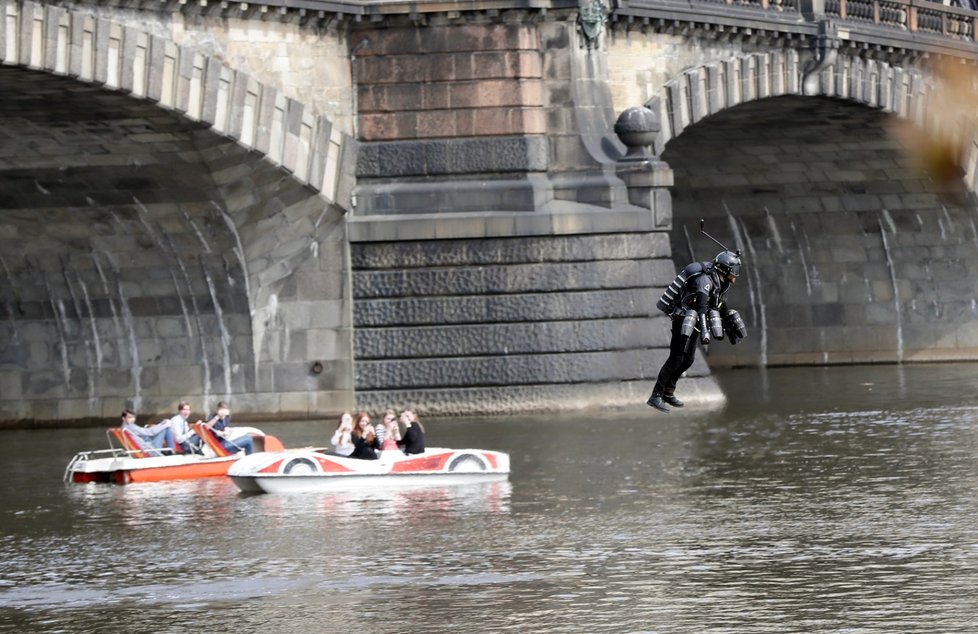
(802, 20, 840, 96)
(800, 0, 825, 22)
(349, 37, 371, 215)
(349, 37, 371, 143)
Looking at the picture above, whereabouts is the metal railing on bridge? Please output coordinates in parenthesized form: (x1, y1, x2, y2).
(130, 0, 976, 41)
(49, 0, 978, 57)
(613, 0, 978, 58)
(826, 0, 975, 40)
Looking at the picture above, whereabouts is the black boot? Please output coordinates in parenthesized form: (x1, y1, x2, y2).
(662, 394, 684, 408)
(646, 394, 670, 413)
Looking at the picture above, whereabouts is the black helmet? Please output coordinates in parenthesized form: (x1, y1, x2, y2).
(713, 251, 742, 278)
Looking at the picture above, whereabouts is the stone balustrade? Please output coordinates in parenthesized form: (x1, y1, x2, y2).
(35, 0, 978, 54)
(615, 0, 977, 60)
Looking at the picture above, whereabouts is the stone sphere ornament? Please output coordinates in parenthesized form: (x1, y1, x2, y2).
(614, 106, 660, 161)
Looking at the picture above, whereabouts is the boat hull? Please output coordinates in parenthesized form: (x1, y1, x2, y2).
(228, 448, 510, 494)
(65, 427, 283, 484)
(232, 471, 509, 494)
(68, 454, 240, 484)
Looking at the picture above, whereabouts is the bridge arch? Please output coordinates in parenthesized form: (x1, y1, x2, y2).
(649, 63, 978, 368)
(646, 50, 978, 194)
(0, 0, 359, 421)
(0, 0, 354, 205)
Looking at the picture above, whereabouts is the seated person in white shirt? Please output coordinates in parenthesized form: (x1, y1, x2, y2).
(163, 401, 199, 454)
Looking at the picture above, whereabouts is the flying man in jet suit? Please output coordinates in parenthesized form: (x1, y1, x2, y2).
(647, 250, 747, 413)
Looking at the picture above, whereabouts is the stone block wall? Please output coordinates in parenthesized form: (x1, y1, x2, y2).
(354, 21, 545, 142)
(348, 211, 723, 416)
(192, 134, 354, 418)
(352, 11, 643, 217)
(344, 11, 728, 415)
(352, 15, 552, 216)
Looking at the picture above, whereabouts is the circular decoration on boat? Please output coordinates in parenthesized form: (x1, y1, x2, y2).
(281, 457, 320, 475)
(447, 453, 487, 472)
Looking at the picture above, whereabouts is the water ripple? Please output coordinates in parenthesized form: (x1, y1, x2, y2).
(5, 366, 978, 632)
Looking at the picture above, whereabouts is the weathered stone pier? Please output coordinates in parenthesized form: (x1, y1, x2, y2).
(0, 0, 977, 423)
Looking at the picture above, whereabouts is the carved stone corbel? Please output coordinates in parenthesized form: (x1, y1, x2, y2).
(802, 20, 840, 95)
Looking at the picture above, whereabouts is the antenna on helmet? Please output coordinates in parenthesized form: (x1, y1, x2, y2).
(700, 219, 742, 257)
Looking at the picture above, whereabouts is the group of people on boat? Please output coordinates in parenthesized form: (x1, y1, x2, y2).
(119, 401, 253, 457)
(330, 409, 425, 460)
(118, 401, 426, 461)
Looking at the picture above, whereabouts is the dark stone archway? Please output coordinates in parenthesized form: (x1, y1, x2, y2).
(663, 95, 978, 368)
(0, 66, 352, 424)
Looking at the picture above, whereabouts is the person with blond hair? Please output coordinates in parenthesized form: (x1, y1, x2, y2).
(330, 412, 355, 456)
(375, 409, 401, 451)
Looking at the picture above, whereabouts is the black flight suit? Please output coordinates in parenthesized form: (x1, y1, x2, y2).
(651, 262, 732, 401)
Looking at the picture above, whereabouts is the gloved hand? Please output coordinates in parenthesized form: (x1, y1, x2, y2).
(698, 313, 710, 345)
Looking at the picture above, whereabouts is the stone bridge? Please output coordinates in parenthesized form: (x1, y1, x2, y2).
(0, 0, 976, 423)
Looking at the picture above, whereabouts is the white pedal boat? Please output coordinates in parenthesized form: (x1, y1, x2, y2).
(227, 447, 510, 494)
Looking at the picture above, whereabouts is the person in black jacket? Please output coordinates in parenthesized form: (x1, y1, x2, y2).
(397, 410, 425, 455)
(350, 412, 380, 460)
(648, 251, 745, 413)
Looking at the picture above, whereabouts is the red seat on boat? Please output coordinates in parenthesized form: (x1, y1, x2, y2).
(108, 428, 155, 459)
(191, 422, 234, 457)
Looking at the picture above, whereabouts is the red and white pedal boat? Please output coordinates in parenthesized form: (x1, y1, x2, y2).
(64, 423, 285, 484)
(227, 447, 510, 494)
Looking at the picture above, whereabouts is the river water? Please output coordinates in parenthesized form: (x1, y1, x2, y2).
(3, 363, 978, 633)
